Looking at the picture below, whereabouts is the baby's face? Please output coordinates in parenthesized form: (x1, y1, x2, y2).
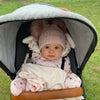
(41, 43, 63, 60)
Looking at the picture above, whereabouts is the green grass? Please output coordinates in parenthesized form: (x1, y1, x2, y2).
(0, 69, 11, 100)
(0, 0, 24, 15)
(0, 0, 100, 100)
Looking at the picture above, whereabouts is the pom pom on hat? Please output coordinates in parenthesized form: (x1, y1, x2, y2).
(39, 24, 66, 50)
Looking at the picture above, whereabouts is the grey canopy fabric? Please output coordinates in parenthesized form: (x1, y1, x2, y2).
(0, 3, 97, 74)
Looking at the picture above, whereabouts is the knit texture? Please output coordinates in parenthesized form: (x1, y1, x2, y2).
(39, 24, 66, 49)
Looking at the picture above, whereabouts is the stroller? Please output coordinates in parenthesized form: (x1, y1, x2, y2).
(0, 3, 97, 100)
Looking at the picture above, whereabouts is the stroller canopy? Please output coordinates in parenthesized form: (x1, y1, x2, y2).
(0, 3, 97, 77)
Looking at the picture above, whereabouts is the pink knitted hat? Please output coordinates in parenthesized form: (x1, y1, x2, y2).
(39, 24, 66, 50)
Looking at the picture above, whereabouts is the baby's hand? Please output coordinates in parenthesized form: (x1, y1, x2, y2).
(11, 78, 26, 96)
(26, 78, 46, 92)
(64, 73, 81, 88)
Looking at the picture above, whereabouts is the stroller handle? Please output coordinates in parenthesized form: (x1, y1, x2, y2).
(11, 87, 83, 100)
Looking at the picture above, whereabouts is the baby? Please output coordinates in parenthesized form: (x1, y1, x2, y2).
(11, 21, 82, 99)
(30, 24, 81, 89)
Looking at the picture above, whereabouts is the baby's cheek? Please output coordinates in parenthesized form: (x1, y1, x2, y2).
(41, 51, 48, 58)
(56, 51, 62, 58)
(41, 52, 45, 58)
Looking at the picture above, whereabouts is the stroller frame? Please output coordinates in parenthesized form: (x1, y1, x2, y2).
(0, 3, 97, 100)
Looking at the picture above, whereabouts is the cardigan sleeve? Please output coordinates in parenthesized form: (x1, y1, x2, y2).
(64, 57, 81, 88)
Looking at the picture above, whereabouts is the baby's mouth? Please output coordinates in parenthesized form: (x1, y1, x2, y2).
(48, 55, 55, 57)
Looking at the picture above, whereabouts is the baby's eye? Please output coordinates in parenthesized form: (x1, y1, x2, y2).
(55, 46, 59, 49)
(45, 46, 49, 49)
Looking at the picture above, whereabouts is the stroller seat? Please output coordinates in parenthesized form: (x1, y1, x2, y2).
(12, 20, 83, 100)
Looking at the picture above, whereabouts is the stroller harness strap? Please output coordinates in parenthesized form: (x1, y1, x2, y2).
(61, 56, 66, 70)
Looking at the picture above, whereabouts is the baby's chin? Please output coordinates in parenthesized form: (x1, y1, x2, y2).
(42, 54, 61, 61)
(47, 58, 56, 61)
(46, 56, 61, 61)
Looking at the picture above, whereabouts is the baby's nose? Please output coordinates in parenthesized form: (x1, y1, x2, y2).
(49, 50, 54, 53)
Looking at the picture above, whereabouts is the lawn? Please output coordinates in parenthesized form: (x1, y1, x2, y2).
(0, 0, 100, 100)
